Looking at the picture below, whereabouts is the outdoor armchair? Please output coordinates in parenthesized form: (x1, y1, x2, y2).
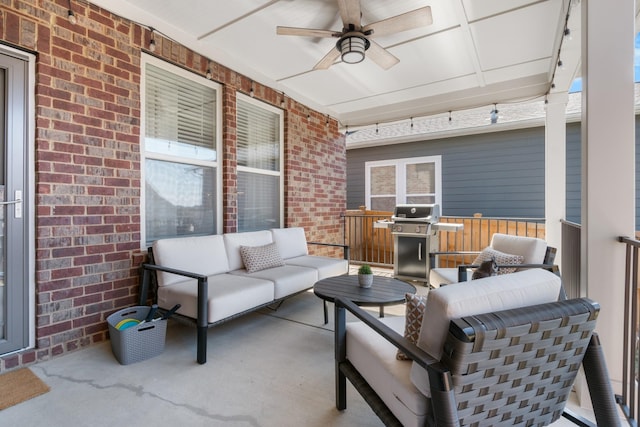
(430, 232, 556, 286)
(335, 296, 621, 426)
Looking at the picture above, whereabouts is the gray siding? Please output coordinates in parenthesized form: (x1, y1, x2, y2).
(348, 118, 640, 226)
(348, 127, 546, 217)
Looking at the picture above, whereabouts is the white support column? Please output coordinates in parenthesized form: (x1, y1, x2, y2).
(581, 0, 635, 392)
(544, 93, 568, 266)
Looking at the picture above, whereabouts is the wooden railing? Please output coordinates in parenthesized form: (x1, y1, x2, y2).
(343, 209, 545, 268)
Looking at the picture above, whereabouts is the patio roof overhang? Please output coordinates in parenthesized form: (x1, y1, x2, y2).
(89, 0, 583, 130)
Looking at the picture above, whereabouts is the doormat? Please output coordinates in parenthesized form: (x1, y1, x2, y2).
(0, 368, 50, 410)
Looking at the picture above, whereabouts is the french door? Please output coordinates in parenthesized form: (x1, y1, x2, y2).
(0, 49, 30, 355)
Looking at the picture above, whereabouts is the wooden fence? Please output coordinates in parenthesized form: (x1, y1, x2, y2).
(344, 208, 546, 268)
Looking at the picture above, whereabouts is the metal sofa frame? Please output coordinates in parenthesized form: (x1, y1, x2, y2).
(139, 241, 349, 364)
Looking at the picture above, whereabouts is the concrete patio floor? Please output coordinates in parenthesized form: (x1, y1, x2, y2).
(1, 269, 607, 426)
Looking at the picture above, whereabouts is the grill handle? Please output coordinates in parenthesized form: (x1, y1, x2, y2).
(418, 242, 422, 261)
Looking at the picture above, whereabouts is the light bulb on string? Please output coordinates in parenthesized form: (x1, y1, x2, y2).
(67, 0, 76, 24)
(149, 28, 156, 52)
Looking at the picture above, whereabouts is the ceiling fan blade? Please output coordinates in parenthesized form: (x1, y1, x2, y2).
(277, 26, 340, 38)
(337, 0, 362, 28)
(313, 47, 341, 70)
(366, 40, 400, 70)
(363, 6, 433, 38)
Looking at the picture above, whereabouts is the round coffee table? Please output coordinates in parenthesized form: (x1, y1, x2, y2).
(313, 275, 416, 324)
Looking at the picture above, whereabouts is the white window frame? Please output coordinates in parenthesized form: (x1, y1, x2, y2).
(140, 54, 223, 246)
(235, 93, 284, 230)
(365, 155, 442, 210)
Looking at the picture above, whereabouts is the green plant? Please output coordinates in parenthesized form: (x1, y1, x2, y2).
(358, 264, 372, 275)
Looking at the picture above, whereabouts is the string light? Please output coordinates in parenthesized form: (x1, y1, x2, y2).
(149, 28, 156, 52)
(250, 82, 255, 98)
(375, 123, 379, 134)
(490, 104, 499, 124)
(205, 62, 212, 80)
(280, 93, 286, 108)
(564, 28, 572, 41)
(448, 110, 452, 124)
(67, 0, 76, 24)
(557, 59, 565, 70)
(326, 115, 330, 127)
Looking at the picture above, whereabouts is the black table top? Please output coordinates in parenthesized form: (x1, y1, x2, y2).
(313, 275, 416, 307)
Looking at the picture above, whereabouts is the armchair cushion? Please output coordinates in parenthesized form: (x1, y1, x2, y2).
(490, 233, 547, 265)
(410, 268, 562, 397)
(472, 247, 524, 274)
(397, 293, 428, 360)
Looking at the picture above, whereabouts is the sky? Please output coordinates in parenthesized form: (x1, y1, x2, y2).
(568, 32, 640, 93)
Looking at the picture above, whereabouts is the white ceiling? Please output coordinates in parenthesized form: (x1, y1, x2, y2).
(89, 0, 580, 128)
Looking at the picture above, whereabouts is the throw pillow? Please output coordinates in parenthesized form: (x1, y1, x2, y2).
(472, 247, 524, 275)
(397, 293, 428, 360)
(239, 242, 285, 273)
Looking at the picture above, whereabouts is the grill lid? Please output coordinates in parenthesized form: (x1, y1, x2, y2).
(392, 204, 440, 223)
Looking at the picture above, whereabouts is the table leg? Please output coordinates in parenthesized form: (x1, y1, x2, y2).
(379, 306, 384, 317)
(324, 300, 328, 324)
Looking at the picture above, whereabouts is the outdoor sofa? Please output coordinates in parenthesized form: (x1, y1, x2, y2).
(139, 227, 348, 364)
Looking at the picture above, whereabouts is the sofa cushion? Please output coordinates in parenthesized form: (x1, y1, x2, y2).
(153, 235, 229, 287)
(224, 230, 274, 271)
(472, 247, 524, 275)
(240, 242, 284, 273)
(230, 265, 318, 299)
(157, 273, 274, 323)
(271, 227, 308, 259)
(347, 317, 430, 427)
(397, 293, 428, 360)
(410, 268, 562, 397)
(284, 255, 348, 280)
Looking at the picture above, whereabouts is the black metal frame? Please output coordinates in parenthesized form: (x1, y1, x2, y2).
(139, 241, 349, 365)
(334, 296, 622, 427)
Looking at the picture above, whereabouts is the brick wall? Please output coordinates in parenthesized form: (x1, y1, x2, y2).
(0, 0, 346, 371)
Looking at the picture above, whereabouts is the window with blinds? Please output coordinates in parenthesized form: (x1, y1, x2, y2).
(236, 95, 283, 232)
(365, 156, 442, 211)
(142, 55, 221, 244)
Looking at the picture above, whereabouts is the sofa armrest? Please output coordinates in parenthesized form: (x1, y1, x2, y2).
(308, 241, 350, 261)
(140, 263, 209, 364)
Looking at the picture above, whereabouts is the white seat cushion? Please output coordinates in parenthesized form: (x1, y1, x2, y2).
(153, 235, 229, 287)
(347, 317, 429, 427)
(410, 268, 562, 397)
(490, 233, 547, 264)
(230, 265, 318, 299)
(271, 227, 308, 259)
(429, 267, 471, 287)
(224, 230, 274, 271)
(284, 255, 348, 280)
(157, 273, 274, 323)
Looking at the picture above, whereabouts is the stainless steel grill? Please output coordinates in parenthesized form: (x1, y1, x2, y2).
(376, 204, 462, 283)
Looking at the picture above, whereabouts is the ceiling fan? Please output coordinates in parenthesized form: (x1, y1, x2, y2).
(276, 0, 433, 70)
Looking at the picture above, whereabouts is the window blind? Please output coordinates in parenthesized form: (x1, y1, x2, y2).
(237, 99, 280, 171)
(145, 64, 216, 150)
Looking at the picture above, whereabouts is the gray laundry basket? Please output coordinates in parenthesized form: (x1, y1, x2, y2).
(107, 306, 167, 365)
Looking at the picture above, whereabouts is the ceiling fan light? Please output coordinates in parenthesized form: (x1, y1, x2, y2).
(339, 36, 367, 64)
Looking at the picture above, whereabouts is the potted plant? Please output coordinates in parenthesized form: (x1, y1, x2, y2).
(358, 264, 374, 288)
